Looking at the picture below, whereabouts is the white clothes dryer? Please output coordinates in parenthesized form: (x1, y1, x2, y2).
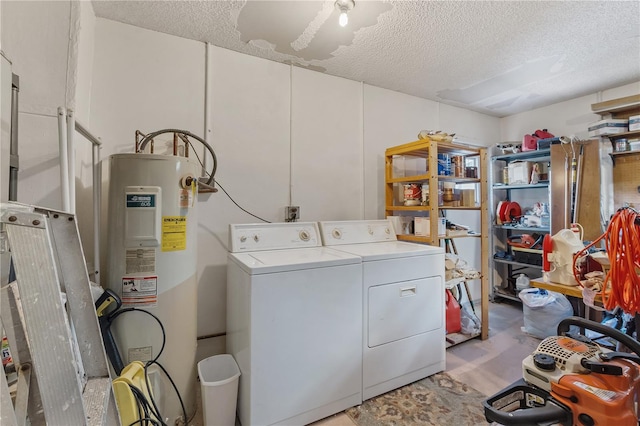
(319, 219, 445, 400)
(227, 222, 362, 426)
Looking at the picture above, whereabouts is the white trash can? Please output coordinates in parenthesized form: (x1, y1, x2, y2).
(197, 354, 241, 426)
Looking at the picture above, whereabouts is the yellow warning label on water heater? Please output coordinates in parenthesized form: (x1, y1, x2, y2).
(162, 216, 187, 251)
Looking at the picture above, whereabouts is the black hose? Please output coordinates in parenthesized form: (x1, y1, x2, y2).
(138, 129, 217, 187)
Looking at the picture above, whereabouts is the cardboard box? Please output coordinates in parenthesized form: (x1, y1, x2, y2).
(588, 119, 628, 137)
(461, 189, 475, 207)
(414, 217, 446, 237)
(629, 115, 640, 132)
(508, 161, 532, 185)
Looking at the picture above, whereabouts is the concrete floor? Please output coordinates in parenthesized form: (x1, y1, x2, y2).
(194, 300, 537, 426)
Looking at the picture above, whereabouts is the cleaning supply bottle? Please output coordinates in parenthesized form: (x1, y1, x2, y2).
(445, 289, 461, 333)
(516, 274, 530, 290)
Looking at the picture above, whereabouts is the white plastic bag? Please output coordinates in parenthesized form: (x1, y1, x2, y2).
(518, 288, 556, 308)
(518, 288, 574, 339)
(460, 304, 481, 335)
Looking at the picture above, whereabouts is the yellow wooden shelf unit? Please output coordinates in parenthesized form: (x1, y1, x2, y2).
(384, 139, 489, 342)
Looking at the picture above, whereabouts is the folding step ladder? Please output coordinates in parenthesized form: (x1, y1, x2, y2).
(0, 202, 119, 425)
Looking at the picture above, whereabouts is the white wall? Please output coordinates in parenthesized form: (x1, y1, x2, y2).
(291, 67, 363, 221)
(1, 1, 72, 209)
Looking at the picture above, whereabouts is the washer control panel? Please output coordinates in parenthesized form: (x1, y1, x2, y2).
(319, 220, 397, 245)
(229, 222, 321, 252)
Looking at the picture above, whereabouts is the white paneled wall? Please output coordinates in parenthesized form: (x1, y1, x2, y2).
(291, 67, 363, 221)
(90, 19, 204, 159)
(439, 103, 501, 147)
(363, 85, 440, 219)
(197, 46, 291, 338)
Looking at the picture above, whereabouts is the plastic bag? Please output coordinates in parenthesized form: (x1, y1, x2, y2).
(518, 288, 574, 339)
(518, 288, 556, 308)
(460, 304, 481, 335)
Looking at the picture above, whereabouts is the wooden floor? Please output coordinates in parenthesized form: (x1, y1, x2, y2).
(193, 300, 536, 425)
(313, 300, 537, 426)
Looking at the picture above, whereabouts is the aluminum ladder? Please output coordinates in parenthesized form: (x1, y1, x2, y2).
(0, 202, 119, 425)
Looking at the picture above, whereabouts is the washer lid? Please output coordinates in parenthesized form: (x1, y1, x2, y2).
(228, 247, 361, 274)
(328, 241, 444, 261)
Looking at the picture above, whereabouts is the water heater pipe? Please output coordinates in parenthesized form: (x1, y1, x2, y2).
(204, 42, 212, 176)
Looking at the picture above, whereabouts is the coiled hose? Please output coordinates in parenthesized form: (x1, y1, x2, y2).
(573, 207, 640, 313)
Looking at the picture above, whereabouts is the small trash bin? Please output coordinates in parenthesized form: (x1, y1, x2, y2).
(197, 354, 241, 426)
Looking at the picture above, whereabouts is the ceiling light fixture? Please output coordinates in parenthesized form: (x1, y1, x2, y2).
(335, 0, 355, 27)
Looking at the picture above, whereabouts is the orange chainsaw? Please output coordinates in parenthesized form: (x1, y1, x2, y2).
(484, 317, 640, 425)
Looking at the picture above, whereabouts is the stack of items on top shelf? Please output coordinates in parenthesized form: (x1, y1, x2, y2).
(384, 135, 489, 347)
(591, 94, 640, 209)
(588, 96, 640, 153)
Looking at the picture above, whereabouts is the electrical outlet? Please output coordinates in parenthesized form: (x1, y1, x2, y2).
(285, 206, 300, 222)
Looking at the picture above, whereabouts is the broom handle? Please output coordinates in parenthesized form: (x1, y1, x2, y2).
(573, 145, 584, 224)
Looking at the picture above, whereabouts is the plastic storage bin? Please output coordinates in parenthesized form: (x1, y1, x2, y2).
(197, 354, 241, 426)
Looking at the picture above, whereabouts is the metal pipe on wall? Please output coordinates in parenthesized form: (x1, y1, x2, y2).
(203, 42, 212, 175)
(75, 118, 102, 284)
(57, 107, 70, 212)
(58, 108, 103, 283)
(66, 110, 76, 214)
(92, 143, 101, 284)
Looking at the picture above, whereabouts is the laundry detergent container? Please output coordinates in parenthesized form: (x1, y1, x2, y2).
(198, 354, 241, 426)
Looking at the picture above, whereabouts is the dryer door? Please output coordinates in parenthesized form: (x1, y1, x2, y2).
(368, 276, 442, 347)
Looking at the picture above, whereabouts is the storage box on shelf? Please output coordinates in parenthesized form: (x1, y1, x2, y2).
(384, 139, 489, 345)
(489, 148, 552, 302)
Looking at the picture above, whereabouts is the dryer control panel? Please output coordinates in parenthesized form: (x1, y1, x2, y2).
(319, 220, 397, 245)
(229, 222, 321, 252)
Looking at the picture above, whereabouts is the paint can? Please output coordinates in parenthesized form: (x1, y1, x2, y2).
(403, 183, 421, 205)
(465, 166, 478, 179)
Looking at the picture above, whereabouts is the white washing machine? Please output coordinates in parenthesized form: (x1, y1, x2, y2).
(319, 219, 446, 400)
(227, 222, 363, 426)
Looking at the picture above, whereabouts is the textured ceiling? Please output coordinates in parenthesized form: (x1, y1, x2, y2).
(92, 0, 640, 117)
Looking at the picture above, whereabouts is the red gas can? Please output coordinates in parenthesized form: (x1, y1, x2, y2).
(445, 289, 461, 333)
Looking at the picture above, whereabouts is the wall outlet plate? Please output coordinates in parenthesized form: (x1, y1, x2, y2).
(285, 206, 300, 222)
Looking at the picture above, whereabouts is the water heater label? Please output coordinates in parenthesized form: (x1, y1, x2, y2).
(162, 216, 187, 251)
(126, 194, 156, 208)
(125, 248, 156, 274)
(121, 276, 158, 306)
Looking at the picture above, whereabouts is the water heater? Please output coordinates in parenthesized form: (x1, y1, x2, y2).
(105, 152, 199, 423)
